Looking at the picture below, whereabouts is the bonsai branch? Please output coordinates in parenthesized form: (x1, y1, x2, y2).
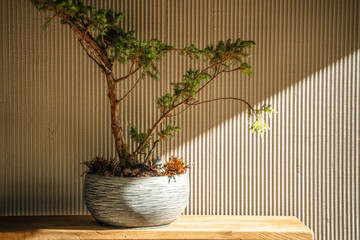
(171, 54, 233, 106)
(144, 139, 161, 163)
(83, 23, 93, 38)
(195, 52, 240, 95)
(49, 13, 57, 23)
(78, 39, 103, 67)
(113, 66, 141, 83)
(51, 8, 112, 72)
(168, 105, 191, 117)
(113, 52, 143, 82)
(195, 67, 224, 94)
(186, 97, 255, 112)
(134, 102, 186, 155)
(117, 48, 185, 104)
(136, 59, 230, 156)
(223, 66, 245, 73)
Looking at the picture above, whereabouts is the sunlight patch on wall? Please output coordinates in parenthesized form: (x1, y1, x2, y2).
(161, 49, 359, 240)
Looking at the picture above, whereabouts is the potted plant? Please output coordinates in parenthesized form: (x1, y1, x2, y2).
(29, 0, 276, 227)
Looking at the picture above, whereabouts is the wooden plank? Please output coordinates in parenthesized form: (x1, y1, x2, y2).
(0, 215, 314, 240)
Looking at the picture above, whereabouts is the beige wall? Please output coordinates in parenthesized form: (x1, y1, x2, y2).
(1, 0, 359, 239)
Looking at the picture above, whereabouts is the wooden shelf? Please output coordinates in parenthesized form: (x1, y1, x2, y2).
(0, 215, 314, 239)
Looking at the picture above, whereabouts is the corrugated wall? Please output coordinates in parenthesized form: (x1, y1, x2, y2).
(0, 0, 359, 239)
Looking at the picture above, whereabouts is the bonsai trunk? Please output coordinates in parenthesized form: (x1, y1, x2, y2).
(105, 73, 130, 163)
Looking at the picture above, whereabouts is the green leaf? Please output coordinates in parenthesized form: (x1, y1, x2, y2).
(249, 119, 270, 137)
(130, 126, 151, 150)
(156, 125, 181, 141)
(156, 93, 175, 109)
(249, 104, 277, 136)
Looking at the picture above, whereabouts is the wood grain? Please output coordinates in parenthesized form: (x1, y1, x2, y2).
(0, 215, 314, 239)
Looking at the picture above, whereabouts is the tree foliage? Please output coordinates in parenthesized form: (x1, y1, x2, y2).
(129, 126, 151, 151)
(249, 104, 278, 136)
(157, 125, 181, 141)
(29, 0, 277, 169)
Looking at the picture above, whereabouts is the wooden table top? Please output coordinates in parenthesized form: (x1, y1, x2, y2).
(0, 215, 314, 239)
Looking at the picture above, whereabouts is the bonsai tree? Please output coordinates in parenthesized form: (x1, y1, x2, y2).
(29, 0, 276, 176)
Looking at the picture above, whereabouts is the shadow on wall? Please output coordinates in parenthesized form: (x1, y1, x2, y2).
(115, 0, 359, 158)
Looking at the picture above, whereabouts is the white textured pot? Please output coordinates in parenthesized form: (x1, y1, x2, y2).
(84, 172, 189, 227)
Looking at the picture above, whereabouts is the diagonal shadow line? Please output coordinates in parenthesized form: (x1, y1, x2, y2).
(122, 0, 359, 159)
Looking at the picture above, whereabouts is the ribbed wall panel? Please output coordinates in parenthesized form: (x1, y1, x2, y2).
(0, 0, 359, 239)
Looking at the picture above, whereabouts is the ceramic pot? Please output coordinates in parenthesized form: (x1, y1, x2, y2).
(84, 172, 189, 227)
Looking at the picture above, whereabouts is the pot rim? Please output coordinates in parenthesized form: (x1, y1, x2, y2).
(85, 171, 189, 179)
